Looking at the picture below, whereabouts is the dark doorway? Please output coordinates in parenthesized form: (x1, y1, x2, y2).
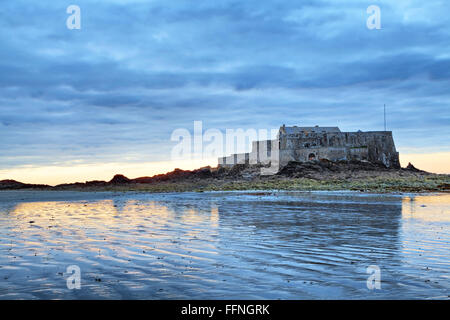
(308, 153, 316, 160)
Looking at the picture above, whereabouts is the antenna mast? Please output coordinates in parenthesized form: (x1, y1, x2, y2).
(384, 104, 386, 131)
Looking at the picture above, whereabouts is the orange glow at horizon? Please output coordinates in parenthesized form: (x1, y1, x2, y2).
(0, 152, 448, 186)
(399, 152, 450, 174)
(0, 158, 218, 186)
(402, 194, 450, 222)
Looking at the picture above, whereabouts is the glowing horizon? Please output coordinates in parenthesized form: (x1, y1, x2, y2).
(0, 158, 218, 186)
(0, 153, 448, 186)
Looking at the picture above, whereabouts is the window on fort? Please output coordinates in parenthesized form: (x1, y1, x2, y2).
(308, 153, 316, 160)
(304, 143, 310, 148)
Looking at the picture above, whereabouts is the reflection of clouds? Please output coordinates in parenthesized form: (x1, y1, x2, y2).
(8, 200, 121, 252)
(0, 197, 222, 282)
(3, 198, 221, 254)
(210, 207, 219, 228)
(402, 194, 450, 222)
(0, 192, 448, 299)
(400, 193, 450, 293)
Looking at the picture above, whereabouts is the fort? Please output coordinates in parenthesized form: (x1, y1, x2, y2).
(218, 125, 400, 174)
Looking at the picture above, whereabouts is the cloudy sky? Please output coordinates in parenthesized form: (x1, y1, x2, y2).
(0, 0, 449, 184)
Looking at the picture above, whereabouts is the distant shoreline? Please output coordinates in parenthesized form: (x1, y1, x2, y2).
(1, 160, 449, 194)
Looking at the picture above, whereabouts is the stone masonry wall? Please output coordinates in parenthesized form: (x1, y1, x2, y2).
(278, 131, 399, 168)
(218, 127, 400, 171)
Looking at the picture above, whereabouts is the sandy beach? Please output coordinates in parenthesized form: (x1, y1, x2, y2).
(0, 190, 449, 299)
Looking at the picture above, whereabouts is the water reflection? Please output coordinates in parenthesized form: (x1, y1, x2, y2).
(0, 191, 448, 299)
(402, 194, 450, 222)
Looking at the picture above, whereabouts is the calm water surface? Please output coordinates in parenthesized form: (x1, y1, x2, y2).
(0, 190, 448, 299)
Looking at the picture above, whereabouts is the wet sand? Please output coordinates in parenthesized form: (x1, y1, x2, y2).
(0, 190, 449, 299)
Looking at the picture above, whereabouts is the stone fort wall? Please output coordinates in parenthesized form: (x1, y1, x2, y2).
(218, 127, 400, 171)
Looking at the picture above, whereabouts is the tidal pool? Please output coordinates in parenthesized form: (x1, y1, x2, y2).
(0, 190, 448, 299)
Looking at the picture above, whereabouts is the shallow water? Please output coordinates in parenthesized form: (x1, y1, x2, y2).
(0, 190, 448, 299)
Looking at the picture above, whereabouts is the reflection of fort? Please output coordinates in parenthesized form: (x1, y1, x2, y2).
(215, 193, 403, 255)
(1, 194, 406, 249)
(5, 194, 447, 242)
(4, 194, 447, 254)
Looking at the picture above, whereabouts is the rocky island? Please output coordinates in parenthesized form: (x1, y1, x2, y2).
(0, 160, 448, 193)
(1, 125, 448, 193)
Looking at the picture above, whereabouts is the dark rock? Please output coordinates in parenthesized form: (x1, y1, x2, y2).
(132, 176, 154, 184)
(0, 179, 51, 190)
(85, 180, 107, 187)
(225, 164, 248, 177)
(109, 174, 131, 185)
(193, 166, 212, 178)
(278, 160, 392, 177)
(406, 162, 422, 172)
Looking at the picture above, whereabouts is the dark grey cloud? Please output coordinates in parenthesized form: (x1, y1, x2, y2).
(0, 0, 449, 169)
